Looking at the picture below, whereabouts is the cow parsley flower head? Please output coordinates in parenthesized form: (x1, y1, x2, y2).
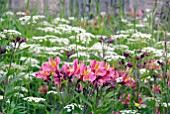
(23, 97, 45, 103)
(3, 29, 21, 36)
(64, 103, 83, 112)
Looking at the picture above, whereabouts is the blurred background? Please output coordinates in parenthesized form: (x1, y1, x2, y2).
(0, 0, 168, 17)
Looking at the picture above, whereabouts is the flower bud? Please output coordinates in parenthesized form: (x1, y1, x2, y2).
(16, 36, 21, 42)
(136, 63, 141, 68)
(107, 39, 114, 43)
(127, 62, 133, 68)
(20, 38, 26, 44)
(136, 56, 140, 61)
(123, 52, 129, 58)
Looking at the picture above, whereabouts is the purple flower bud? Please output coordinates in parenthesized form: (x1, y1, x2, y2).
(127, 62, 133, 68)
(16, 36, 21, 42)
(136, 56, 140, 61)
(20, 38, 26, 44)
(140, 53, 145, 59)
(136, 63, 141, 68)
(100, 36, 104, 40)
(107, 39, 114, 43)
(137, 50, 142, 53)
(123, 52, 129, 58)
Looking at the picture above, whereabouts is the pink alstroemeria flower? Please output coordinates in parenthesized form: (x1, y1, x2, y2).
(168, 80, 170, 87)
(61, 64, 72, 77)
(90, 60, 107, 77)
(41, 57, 60, 73)
(80, 62, 96, 82)
(35, 71, 50, 80)
(73, 59, 80, 76)
(61, 59, 80, 78)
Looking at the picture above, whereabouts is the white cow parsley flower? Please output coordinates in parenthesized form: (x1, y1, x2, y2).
(23, 97, 46, 103)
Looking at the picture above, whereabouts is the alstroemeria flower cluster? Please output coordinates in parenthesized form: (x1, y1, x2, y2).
(35, 56, 136, 88)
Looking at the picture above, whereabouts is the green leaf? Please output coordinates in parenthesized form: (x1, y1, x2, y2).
(7, 109, 14, 114)
(0, 73, 6, 83)
(15, 46, 30, 55)
(105, 91, 115, 98)
(6, 88, 20, 97)
(79, 94, 92, 109)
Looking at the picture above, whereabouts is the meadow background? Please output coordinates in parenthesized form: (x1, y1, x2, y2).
(0, 0, 170, 114)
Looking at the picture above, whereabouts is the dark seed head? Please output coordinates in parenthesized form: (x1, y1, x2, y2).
(123, 52, 129, 58)
(16, 36, 21, 42)
(127, 62, 133, 68)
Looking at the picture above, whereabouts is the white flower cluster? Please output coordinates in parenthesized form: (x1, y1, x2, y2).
(14, 86, 28, 92)
(136, 24, 146, 28)
(53, 18, 69, 24)
(68, 17, 75, 21)
(141, 47, 164, 57)
(113, 45, 129, 50)
(14, 93, 24, 97)
(20, 57, 40, 68)
(111, 34, 129, 39)
(23, 97, 45, 103)
(90, 43, 114, 51)
(119, 110, 139, 114)
(18, 72, 35, 80)
(90, 42, 103, 51)
(162, 102, 170, 107)
(127, 38, 148, 44)
(26, 45, 63, 57)
(66, 44, 87, 51)
(2, 29, 21, 36)
(16, 12, 26, 16)
(56, 24, 72, 34)
(33, 15, 46, 20)
(117, 29, 137, 34)
(2, 63, 27, 70)
(32, 35, 69, 45)
(95, 35, 107, 39)
(36, 27, 61, 34)
(64, 103, 83, 112)
(3, 11, 14, 16)
(47, 91, 63, 95)
(39, 21, 54, 27)
(19, 15, 46, 25)
(69, 32, 95, 44)
(132, 32, 152, 39)
(19, 16, 32, 25)
(105, 55, 125, 62)
(71, 27, 86, 34)
(69, 52, 90, 59)
(121, 19, 129, 24)
(139, 69, 148, 75)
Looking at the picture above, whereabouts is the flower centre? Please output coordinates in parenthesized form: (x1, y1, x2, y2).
(83, 69, 91, 76)
(94, 64, 99, 70)
(43, 71, 48, 75)
(50, 61, 56, 68)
